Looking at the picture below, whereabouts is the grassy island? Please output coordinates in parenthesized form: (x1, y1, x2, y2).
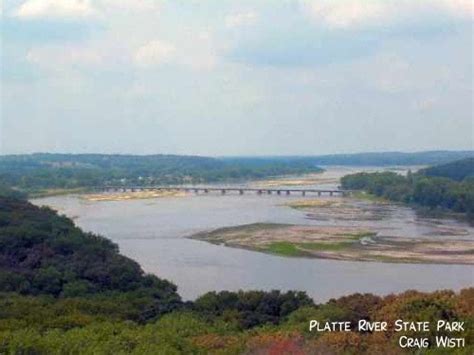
(189, 223, 473, 264)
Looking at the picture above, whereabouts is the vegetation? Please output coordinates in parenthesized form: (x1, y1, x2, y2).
(0, 191, 182, 322)
(293, 150, 473, 166)
(192, 290, 313, 329)
(265, 241, 306, 257)
(421, 158, 474, 182)
(0, 176, 472, 353)
(0, 154, 322, 193)
(341, 159, 474, 218)
(1, 288, 472, 354)
(1, 151, 472, 195)
(0, 183, 26, 200)
(264, 240, 358, 257)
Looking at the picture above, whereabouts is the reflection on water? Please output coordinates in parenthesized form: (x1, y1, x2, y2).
(32, 167, 474, 301)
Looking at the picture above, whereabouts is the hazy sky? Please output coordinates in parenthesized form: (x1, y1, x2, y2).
(1, 0, 473, 156)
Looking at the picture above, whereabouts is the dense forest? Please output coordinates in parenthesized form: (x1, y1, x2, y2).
(0, 192, 182, 320)
(420, 158, 474, 182)
(0, 154, 322, 192)
(0, 187, 472, 353)
(341, 158, 474, 217)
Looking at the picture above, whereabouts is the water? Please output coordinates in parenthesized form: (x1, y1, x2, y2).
(32, 167, 474, 302)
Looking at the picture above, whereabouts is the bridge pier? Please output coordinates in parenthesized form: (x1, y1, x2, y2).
(101, 186, 349, 198)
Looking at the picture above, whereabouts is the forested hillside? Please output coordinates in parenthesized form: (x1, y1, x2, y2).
(0, 192, 181, 321)
(0, 154, 322, 192)
(341, 159, 474, 217)
(421, 158, 474, 181)
(281, 150, 474, 166)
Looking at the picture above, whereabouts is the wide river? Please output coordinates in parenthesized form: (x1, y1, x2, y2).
(33, 167, 473, 302)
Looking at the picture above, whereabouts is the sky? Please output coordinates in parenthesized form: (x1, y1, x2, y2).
(1, 0, 473, 156)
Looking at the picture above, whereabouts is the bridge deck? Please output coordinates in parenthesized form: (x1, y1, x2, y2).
(99, 186, 353, 196)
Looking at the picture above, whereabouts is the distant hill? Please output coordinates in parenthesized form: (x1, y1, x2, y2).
(0, 151, 472, 192)
(420, 158, 474, 181)
(247, 151, 474, 166)
(0, 153, 322, 191)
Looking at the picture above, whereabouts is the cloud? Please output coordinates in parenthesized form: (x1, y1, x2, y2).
(14, 0, 96, 20)
(303, 0, 473, 29)
(134, 40, 175, 67)
(225, 10, 257, 28)
(12, 0, 160, 21)
(226, 0, 471, 68)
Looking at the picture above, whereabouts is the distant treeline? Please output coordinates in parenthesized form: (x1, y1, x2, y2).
(0, 154, 322, 192)
(245, 150, 474, 166)
(420, 158, 474, 181)
(341, 158, 474, 216)
(1, 151, 473, 193)
(0, 190, 472, 354)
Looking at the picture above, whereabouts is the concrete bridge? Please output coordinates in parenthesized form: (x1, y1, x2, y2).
(99, 186, 353, 197)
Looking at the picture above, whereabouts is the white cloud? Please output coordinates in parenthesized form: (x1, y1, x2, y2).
(13, 0, 161, 20)
(15, 0, 96, 19)
(134, 40, 175, 67)
(303, 0, 473, 29)
(225, 10, 257, 28)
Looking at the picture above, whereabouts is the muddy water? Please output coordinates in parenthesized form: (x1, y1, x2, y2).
(32, 167, 473, 302)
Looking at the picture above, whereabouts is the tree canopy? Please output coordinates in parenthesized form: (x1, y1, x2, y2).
(341, 160, 474, 217)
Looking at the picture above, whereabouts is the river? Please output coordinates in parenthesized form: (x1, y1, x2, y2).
(32, 167, 474, 302)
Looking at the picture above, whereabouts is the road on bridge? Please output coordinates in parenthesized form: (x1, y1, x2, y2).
(99, 186, 353, 197)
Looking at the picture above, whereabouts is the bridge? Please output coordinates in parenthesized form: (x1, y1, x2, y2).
(99, 186, 353, 197)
